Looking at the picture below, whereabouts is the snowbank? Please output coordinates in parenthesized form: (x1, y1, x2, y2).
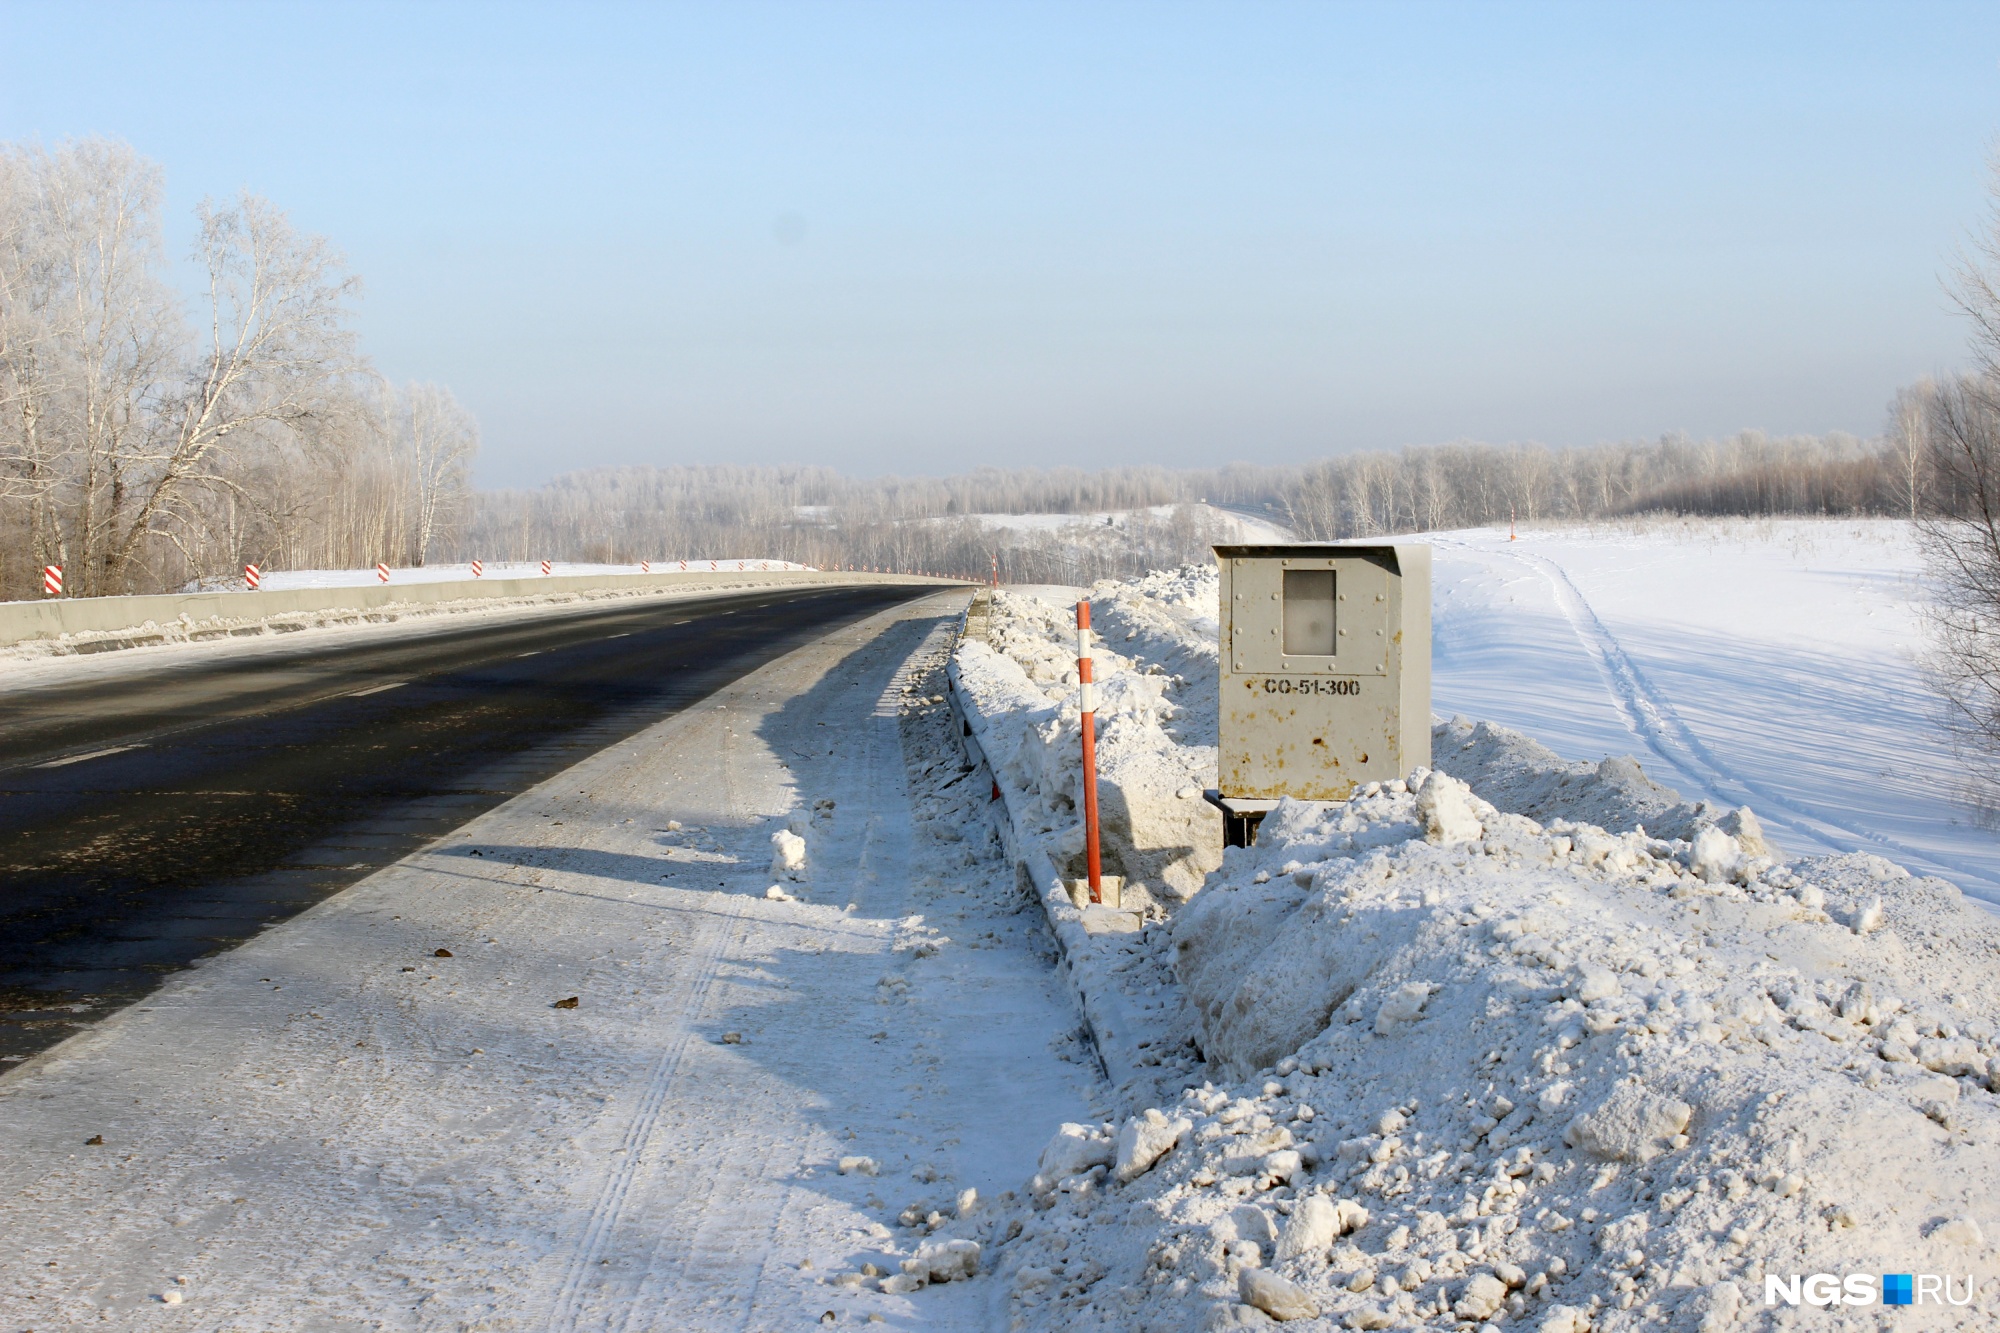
(955, 570, 1224, 902)
(1431, 715, 1771, 853)
(946, 574, 1230, 1099)
(939, 564, 2000, 1331)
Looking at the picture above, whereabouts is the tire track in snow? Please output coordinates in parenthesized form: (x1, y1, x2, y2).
(724, 627, 945, 1331)
(543, 894, 750, 1331)
(574, 622, 942, 1330)
(542, 706, 755, 1333)
(1446, 538, 2000, 897)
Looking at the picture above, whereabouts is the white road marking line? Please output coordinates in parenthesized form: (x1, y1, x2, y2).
(37, 743, 145, 768)
(518, 651, 542, 657)
(348, 682, 406, 697)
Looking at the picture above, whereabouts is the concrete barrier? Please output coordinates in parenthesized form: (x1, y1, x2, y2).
(0, 570, 964, 654)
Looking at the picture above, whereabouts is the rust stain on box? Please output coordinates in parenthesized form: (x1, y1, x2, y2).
(1215, 543, 1431, 801)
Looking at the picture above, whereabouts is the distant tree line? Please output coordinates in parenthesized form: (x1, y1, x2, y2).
(1278, 428, 1926, 541)
(462, 464, 1266, 585)
(0, 138, 477, 600)
(459, 424, 1933, 584)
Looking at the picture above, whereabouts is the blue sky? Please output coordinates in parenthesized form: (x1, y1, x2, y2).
(4, 1, 1999, 487)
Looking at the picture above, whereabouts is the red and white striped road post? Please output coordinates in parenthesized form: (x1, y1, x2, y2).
(471, 559, 483, 577)
(540, 559, 552, 576)
(990, 553, 998, 588)
(641, 560, 651, 573)
(42, 565, 62, 597)
(375, 563, 390, 583)
(244, 564, 261, 590)
(1076, 599, 1103, 905)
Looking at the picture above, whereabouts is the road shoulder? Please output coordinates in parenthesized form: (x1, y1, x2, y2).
(0, 590, 1102, 1330)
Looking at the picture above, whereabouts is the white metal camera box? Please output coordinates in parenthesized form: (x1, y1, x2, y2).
(1214, 543, 1431, 811)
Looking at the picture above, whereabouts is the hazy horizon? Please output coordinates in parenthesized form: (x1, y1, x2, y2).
(4, 0, 1998, 488)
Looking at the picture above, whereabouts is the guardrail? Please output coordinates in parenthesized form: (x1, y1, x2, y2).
(0, 569, 964, 653)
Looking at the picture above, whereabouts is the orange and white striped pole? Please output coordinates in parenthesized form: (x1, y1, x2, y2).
(42, 565, 62, 597)
(1076, 600, 1102, 904)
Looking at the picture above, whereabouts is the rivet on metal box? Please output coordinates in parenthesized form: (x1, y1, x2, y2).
(1203, 544, 1431, 847)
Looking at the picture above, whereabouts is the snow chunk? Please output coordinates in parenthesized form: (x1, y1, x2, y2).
(1032, 1122, 1114, 1189)
(901, 1238, 980, 1283)
(1332, 1198, 1370, 1235)
(1538, 1305, 1592, 1333)
(770, 828, 807, 877)
(1374, 982, 1434, 1035)
(1931, 1216, 1985, 1249)
(1214, 1203, 1278, 1248)
(1113, 1108, 1189, 1183)
(837, 1155, 878, 1176)
(1575, 963, 1620, 1004)
(1453, 1271, 1509, 1320)
(1237, 1266, 1319, 1321)
(1689, 826, 1741, 883)
(1563, 1082, 1692, 1163)
(1272, 1194, 1338, 1261)
(1416, 771, 1483, 844)
(1720, 805, 1771, 857)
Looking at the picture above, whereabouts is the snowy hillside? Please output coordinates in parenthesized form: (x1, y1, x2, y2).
(963, 503, 1293, 544)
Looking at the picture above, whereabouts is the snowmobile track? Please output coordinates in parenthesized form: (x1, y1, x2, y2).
(1462, 538, 2000, 895)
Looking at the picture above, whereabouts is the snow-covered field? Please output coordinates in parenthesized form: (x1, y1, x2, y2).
(1429, 519, 1996, 904)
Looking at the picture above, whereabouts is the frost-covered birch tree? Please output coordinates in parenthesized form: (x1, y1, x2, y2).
(398, 382, 479, 566)
(110, 192, 360, 591)
(0, 139, 386, 597)
(1913, 157, 2000, 807)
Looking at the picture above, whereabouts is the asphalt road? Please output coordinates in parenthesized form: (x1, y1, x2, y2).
(0, 583, 937, 1062)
